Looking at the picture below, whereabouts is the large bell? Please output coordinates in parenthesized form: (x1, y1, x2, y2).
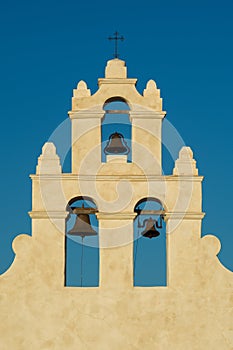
(68, 212, 97, 237)
(104, 132, 130, 155)
(141, 218, 160, 239)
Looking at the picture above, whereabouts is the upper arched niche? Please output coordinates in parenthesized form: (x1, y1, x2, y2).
(101, 97, 132, 162)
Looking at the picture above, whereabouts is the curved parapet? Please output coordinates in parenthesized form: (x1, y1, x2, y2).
(70, 59, 165, 112)
(0, 233, 32, 279)
(201, 234, 221, 257)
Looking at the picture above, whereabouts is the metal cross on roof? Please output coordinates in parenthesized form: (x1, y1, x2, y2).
(108, 31, 124, 59)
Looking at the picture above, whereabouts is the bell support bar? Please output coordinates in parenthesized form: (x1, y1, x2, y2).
(134, 209, 165, 216)
(71, 207, 98, 215)
(105, 110, 129, 114)
(71, 208, 165, 216)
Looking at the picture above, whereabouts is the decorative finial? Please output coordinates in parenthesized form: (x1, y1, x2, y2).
(108, 31, 124, 59)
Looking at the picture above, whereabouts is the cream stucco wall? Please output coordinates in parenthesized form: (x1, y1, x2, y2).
(0, 59, 232, 349)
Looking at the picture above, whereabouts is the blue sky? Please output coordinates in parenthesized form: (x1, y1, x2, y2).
(0, 0, 232, 276)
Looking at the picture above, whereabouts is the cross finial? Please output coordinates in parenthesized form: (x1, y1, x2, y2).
(108, 31, 124, 59)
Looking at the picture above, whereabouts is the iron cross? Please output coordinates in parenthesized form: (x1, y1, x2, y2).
(108, 32, 124, 58)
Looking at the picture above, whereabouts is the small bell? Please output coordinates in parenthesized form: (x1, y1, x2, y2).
(104, 132, 130, 155)
(140, 217, 161, 239)
(68, 206, 97, 237)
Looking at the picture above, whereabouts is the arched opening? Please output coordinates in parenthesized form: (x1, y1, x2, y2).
(133, 198, 167, 286)
(101, 98, 131, 162)
(65, 196, 99, 287)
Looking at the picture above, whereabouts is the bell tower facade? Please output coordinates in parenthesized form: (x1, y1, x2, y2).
(0, 58, 233, 350)
(69, 59, 165, 175)
(1, 58, 232, 349)
(30, 58, 204, 289)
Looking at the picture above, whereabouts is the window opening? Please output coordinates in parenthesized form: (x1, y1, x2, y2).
(65, 197, 99, 287)
(134, 198, 166, 286)
(102, 99, 131, 162)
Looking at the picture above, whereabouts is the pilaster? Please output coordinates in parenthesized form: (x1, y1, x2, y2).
(130, 110, 166, 174)
(96, 212, 137, 289)
(68, 110, 104, 174)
